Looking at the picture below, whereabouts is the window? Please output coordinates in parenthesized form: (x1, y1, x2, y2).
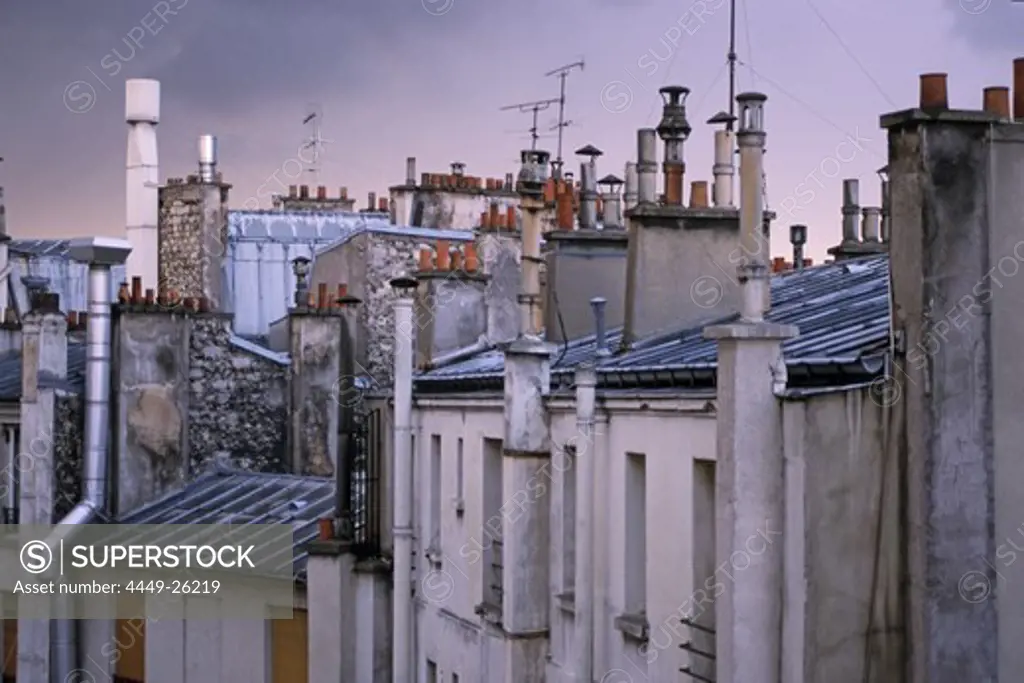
(562, 443, 577, 591)
(430, 435, 442, 550)
(482, 438, 504, 608)
(456, 438, 464, 503)
(625, 452, 646, 614)
(426, 659, 438, 683)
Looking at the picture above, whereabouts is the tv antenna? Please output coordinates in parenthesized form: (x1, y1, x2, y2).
(545, 60, 585, 178)
(500, 98, 560, 151)
(301, 103, 325, 185)
(726, 0, 737, 130)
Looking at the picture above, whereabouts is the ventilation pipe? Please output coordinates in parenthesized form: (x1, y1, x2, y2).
(636, 129, 657, 204)
(572, 361, 597, 683)
(708, 111, 736, 207)
(198, 134, 217, 183)
(920, 73, 948, 109)
(657, 86, 691, 206)
(46, 237, 132, 683)
(125, 79, 159, 291)
(591, 297, 610, 357)
(389, 274, 417, 683)
(623, 162, 638, 211)
(880, 180, 891, 243)
(406, 157, 417, 186)
(736, 92, 770, 321)
(576, 145, 602, 230)
(790, 224, 807, 271)
(841, 179, 860, 243)
(598, 175, 624, 229)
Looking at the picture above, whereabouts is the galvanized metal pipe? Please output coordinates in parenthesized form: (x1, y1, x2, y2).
(713, 129, 735, 207)
(623, 162, 638, 211)
(125, 79, 160, 291)
(636, 130, 658, 204)
(579, 160, 597, 230)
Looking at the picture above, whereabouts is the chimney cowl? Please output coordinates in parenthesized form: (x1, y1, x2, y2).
(198, 134, 217, 183)
(706, 110, 736, 127)
(575, 144, 604, 158)
(736, 92, 768, 133)
(516, 149, 550, 198)
(451, 162, 466, 176)
(657, 86, 692, 141)
(789, 224, 807, 246)
(598, 174, 624, 189)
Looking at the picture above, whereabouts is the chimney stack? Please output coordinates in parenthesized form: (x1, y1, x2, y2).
(1015, 58, 1024, 122)
(197, 134, 217, 183)
(406, 157, 417, 186)
(125, 78, 160, 292)
(841, 179, 860, 243)
(367, 192, 376, 211)
(576, 145, 603, 230)
(657, 86, 692, 206)
(300, 185, 309, 199)
(556, 186, 574, 230)
(317, 185, 327, 200)
(591, 297, 610, 357)
(736, 92, 770, 321)
(599, 174, 624, 229)
(861, 207, 881, 242)
(708, 111, 737, 207)
(790, 224, 807, 270)
(636, 129, 658, 204)
(623, 162, 639, 211)
(881, 179, 891, 242)
(516, 149, 549, 335)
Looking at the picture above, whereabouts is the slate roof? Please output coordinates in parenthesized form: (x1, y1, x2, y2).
(118, 467, 335, 583)
(415, 254, 891, 391)
(0, 342, 87, 400)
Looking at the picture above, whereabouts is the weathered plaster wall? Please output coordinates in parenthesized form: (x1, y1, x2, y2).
(187, 315, 288, 473)
(784, 387, 904, 683)
(288, 313, 344, 476)
(53, 392, 83, 520)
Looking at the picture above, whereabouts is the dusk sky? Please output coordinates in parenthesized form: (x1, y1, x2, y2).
(0, 0, 1019, 260)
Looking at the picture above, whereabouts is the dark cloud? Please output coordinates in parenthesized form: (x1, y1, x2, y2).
(947, 0, 1023, 51)
(1, 0, 484, 116)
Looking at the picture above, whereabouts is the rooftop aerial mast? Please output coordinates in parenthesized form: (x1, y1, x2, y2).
(544, 60, 585, 178)
(500, 98, 561, 151)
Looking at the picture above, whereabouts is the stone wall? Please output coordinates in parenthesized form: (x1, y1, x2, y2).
(158, 178, 230, 308)
(357, 232, 424, 386)
(187, 315, 288, 473)
(52, 392, 83, 521)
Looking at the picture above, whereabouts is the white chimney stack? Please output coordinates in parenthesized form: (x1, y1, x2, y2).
(125, 79, 160, 291)
(198, 134, 217, 183)
(736, 92, 769, 321)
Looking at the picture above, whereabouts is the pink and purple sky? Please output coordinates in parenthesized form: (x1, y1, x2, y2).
(0, 0, 1019, 260)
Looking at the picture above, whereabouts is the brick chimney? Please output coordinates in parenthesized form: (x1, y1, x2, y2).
(622, 85, 747, 347)
(158, 136, 231, 310)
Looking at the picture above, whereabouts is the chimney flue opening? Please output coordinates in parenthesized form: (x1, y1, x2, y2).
(983, 86, 1011, 119)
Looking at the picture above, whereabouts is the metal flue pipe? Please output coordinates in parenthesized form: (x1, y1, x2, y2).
(572, 364, 597, 682)
(47, 237, 132, 682)
(390, 275, 417, 683)
(736, 93, 769, 322)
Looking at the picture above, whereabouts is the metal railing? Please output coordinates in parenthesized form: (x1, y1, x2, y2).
(348, 405, 384, 557)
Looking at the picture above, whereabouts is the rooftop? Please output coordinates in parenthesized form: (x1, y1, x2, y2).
(415, 254, 890, 392)
(0, 342, 86, 400)
(118, 465, 335, 583)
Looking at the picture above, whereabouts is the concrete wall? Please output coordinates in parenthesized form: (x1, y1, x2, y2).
(114, 310, 192, 516)
(783, 387, 904, 683)
(624, 206, 741, 343)
(543, 231, 628, 343)
(414, 272, 487, 368)
(288, 312, 345, 476)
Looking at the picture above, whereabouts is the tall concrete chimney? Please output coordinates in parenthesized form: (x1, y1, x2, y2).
(516, 150, 549, 335)
(125, 79, 160, 291)
(657, 86, 692, 206)
(736, 92, 770, 321)
(623, 162, 638, 211)
(197, 134, 217, 183)
(576, 145, 602, 230)
(708, 111, 736, 207)
(861, 206, 881, 242)
(841, 179, 860, 243)
(828, 178, 884, 260)
(636, 129, 658, 204)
